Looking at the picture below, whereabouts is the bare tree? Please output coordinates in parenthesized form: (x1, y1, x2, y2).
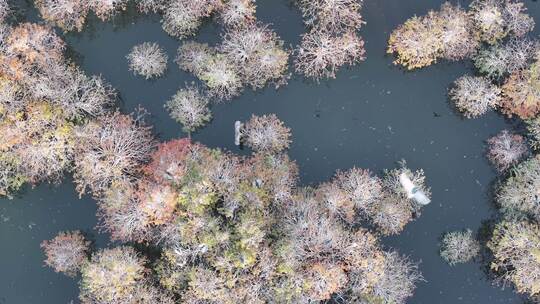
(217, 0, 256, 29)
(439, 3, 479, 61)
(370, 194, 413, 235)
(449, 75, 501, 118)
(41, 231, 90, 277)
(176, 42, 243, 100)
(136, 0, 168, 14)
(486, 130, 529, 173)
(469, 0, 507, 44)
(175, 41, 213, 74)
(370, 251, 423, 304)
(440, 229, 481, 265)
(295, 29, 365, 80)
(34, 0, 90, 31)
(527, 116, 540, 150)
(388, 3, 479, 69)
(80, 247, 148, 303)
(242, 114, 291, 153)
(0, 0, 10, 23)
(97, 181, 153, 242)
(387, 12, 443, 70)
(161, 0, 220, 39)
(331, 167, 383, 218)
(90, 0, 129, 21)
(25, 64, 115, 119)
(165, 85, 212, 132)
(488, 220, 540, 297)
(73, 110, 155, 196)
(497, 156, 540, 221)
(297, 0, 364, 33)
(503, 0, 535, 37)
(2, 23, 65, 80)
(474, 38, 538, 79)
(15, 120, 75, 183)
(127, 42, 168, 79)
(501, 62, 540, 119)
(0, 152, 26, 198)
(220, 23, 290, 89)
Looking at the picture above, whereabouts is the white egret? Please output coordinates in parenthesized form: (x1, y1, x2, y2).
(234, 120, 243, 146)
(399, 172, 431, 205)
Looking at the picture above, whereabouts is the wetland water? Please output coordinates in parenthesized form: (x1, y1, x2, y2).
(1, 0, 539, 303)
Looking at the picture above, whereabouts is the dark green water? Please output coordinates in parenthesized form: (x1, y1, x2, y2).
(1, 0, 539, 303)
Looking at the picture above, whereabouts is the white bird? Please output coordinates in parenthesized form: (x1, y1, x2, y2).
(399, 172, 431, 205)
(234, 121, 244, 146)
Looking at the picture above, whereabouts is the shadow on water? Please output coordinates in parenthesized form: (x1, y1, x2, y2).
(2, 0, 540, 303)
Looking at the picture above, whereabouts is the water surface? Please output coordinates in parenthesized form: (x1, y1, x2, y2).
(1, 1, 538, 303)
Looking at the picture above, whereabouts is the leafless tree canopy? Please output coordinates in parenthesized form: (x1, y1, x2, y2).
(488, 220, 540, 297)
(242, 114, 292, 153)
(176, 42, 243, 100)
(165, 85, 212, 132)
(73, 111, 156, 197)
(220, 23, 290, 89)
(449, 75, 501, 118)
(217, 0, 256, 29)
(127, 42, 168, 79)
(41, 231, 90, 277)
(295, 30, 365, 80)
(297, 0, 365, 34)
(161, 0, 221, 38)
(440, 229, 481, 265)
(487, 130, 529, 173)
(474, 38, 538, 79)
(497, 156, 540, 221)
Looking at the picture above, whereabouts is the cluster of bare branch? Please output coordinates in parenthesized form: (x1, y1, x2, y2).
(368, 251, 424, 304)
(79, 246, 174, 304)
(497, 156, 540, 221)
(41, 231, 90, 277)
(526, 116, 540, 150)
(73, 110, 156, 197)
(136, 0, 168, 14)
(487, 130, 529, 172)
(42, 130, 428, 303)
(319, 162, 430, 236)
(500, 57, 540, 119)
(470, 0, 534, 44)
(488, 220, 540, 297)
(35, 0, 128, 31)
(90, 0, 128, 21)
(317, 167, 382, 223)
(449, 75, 501, 118)
(220, 23, 290, 89)
(279, 189, 423, 303)
(127, 42, 168, 79)
(0, 23, 116, 198)
(241, 114, 292, 153)
(175, 22, 289, 102)
(295, 0, 366, 79)
(161, 0, 221, 38)
(297, 0, 364, 34)
(439, 229, 481, 265)
(217, 0, 256, 29)
(389, 1, 534, 70)
(165, 85, 212, 132)
(388, 3, 478, 70)
(34, 0, 90, 32)
(177, 42, 243, 100)
(0, 0, 9, 22)
(474, 38, 538, 79)
(295, 30, 365, 80)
